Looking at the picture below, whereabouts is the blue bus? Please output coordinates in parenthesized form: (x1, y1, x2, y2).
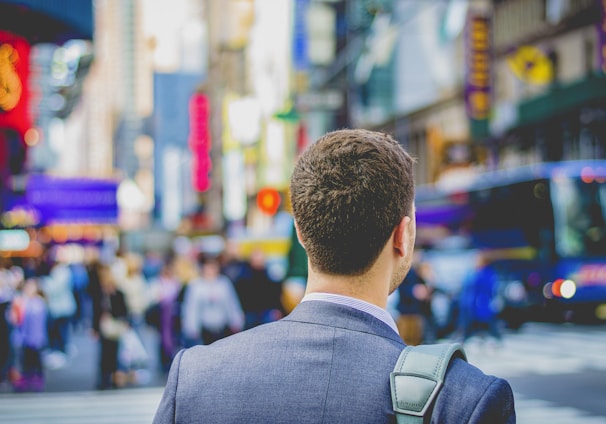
(414, 160, 606, 330)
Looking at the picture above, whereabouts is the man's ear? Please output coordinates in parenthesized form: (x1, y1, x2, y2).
(294, 221, 306, 250)
(393, 216, 411, 257)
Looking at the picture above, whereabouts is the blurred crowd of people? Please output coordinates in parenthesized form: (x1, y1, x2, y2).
(0, 241, 286, 393)
(0, 241, 507, 393)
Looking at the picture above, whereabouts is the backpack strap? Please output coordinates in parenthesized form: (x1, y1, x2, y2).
(390, 343, 467, 424)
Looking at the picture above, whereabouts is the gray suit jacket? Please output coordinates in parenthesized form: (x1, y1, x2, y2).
(153, 300, 515, 423)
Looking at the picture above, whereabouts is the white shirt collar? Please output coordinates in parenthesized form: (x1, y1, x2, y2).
(301, 292, 400, 335)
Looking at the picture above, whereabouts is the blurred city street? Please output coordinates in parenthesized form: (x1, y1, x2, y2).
(2, 0, 606, 422)
(0, 322, 605, 423)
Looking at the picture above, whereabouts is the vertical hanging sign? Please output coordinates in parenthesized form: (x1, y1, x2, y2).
(188, 92, 212, 192)
(464, 12, 492, 139)
(598, 0, 606, 74)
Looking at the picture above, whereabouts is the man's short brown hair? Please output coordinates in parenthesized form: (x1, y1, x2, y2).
(290, 129, 415, 276)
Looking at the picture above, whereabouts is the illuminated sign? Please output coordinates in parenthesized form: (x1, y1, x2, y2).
(0, 44, 21, 111)
(0, 31, 31, 136)
(188, 93, 212, 192)
(26, 174, 119, 224)
(464, 14, 491, 121)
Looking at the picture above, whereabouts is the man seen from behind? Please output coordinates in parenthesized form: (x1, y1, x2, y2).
(152, 128, 516, 423)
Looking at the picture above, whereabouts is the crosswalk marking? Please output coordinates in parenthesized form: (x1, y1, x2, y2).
(453, 323, 606, 424)
(0, 387, 163, 424)
(515, 396, 606, 424)
(461, 323, 606, 378)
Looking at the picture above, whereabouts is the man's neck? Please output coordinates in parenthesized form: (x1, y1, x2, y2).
(304, 267, 390, 309)
(302, 230, 401, 310)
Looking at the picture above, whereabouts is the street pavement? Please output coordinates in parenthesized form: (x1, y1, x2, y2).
(0, 322, 605, 423)
(0, 387, 163, 424)
(464, 322, 606, 423)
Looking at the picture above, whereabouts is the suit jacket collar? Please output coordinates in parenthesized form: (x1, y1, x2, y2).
(284, 299, 404, 344)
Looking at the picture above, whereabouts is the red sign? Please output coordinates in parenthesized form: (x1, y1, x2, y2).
(0, 31, 31, 137)
(188, 93, 212, 192)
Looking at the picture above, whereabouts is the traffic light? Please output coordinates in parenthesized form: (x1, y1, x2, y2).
(256, 187, 281, 215)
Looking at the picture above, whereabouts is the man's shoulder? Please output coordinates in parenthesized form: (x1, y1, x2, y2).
(182, 322, 282, 354)
(434, 357, 515, 423)
(444, 357, 502, 390)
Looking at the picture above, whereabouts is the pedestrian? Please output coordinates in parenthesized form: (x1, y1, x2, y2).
(40, 254, 77, 368)
(457, 252, 503, 345)
(395, 251, 430, 346)
(417, 260, 438, 343)
(115, 251, 150, 383)
(218, 239, 247, 284)
(68, 259, 90, 331)
(9, 278, 48, 392)
(170, 253, 198, 349)
(118, 253, 150, 329)
(0, 258, 20, 388)
(232, 247, 284, 329)
(90, 263, 129, 390)
(180, 255, 244, 346)
(142, 250, 165, 281)
(147, 261, 182, 372)
(152, 129, 515, 423)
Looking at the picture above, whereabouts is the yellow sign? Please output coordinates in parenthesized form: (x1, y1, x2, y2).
(506, 45, 553, 85)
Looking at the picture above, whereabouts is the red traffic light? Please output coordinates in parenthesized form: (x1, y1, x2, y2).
(257, 187, 281, 215)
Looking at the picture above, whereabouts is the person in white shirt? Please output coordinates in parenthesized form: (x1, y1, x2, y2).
(180, 255, 244, 346)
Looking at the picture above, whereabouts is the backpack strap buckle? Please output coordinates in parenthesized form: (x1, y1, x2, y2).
(390, 372, 442, 417)
(390, 343, 467, 424)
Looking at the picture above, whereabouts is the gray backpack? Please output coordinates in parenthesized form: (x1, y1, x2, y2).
(390, 343, 467, 424)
